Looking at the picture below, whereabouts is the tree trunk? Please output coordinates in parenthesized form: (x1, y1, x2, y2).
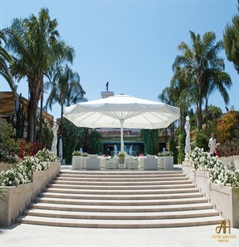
(28, 77, 42, 142)
(28, 95, 38, 142)
(197, 88, 203, 130)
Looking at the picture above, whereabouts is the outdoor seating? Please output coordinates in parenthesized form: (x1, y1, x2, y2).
(144, 155, 158, 170)
(86, 154, 100, 170)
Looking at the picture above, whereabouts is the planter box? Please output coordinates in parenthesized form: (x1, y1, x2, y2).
(85, 155, 99, 170)
(157, 156, 174, 170)
(72, 156, 82, 170)
(182, 161, 239, 228)
(144, 155, 158, 170)
(0, 161, 60, 227)
(127, 157, 138, 169)
(105, 159, 115, 169)
(219, 155, 239, 169)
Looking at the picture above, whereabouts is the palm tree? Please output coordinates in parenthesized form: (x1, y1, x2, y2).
(223, 0, 239, 74)
(3, 8, 75, 142)
(45, 64, 87, 139)
(158, 87, 176, 138)
(0, 30, 15, 94)
(170, 66, 192, 132)
(173, 31, 226, 129)
(203, 71, 231, 125)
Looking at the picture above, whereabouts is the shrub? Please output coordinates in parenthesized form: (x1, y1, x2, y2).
(0, 149, 59, 186)
(185, 147, 239, 187)
(216, 111, 238, 143)
(217, 137, 239, 157)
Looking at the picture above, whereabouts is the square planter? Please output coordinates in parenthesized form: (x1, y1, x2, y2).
(72, 156, 82, 170)
(157, 156, 173, 170)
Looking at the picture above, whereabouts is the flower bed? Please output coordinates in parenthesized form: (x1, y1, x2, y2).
(183, 147, 239, 228)
(0, 161, 60, 227)
(0, 149, 60, 227)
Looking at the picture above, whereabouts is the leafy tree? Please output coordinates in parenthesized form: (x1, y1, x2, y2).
(177, 131, 185, 164)
(195, 121, 217, 152)
(169, 66, 192, 132)
(223, 0, 239, 74)
(0, 118, 17, 164)
(0, 30, 15, 94)
(167, 137, 178, 164)
(45, 64, 86, 139)
(216, 111, 238, 144)
(3, 8, 74, 142)
(203, 72, 231, 125)
(141, 129, 158, 155)
(173, 31, 228, 129)
(88, 129, 102, 154)
(202, 105, 222, 124)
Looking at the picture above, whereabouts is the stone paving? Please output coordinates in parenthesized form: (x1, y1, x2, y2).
(1, 223, 239, 247)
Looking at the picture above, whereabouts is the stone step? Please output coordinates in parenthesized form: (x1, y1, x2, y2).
(35, 197, 208, 206)
(17, 169, 223, 228)
(40, 192, 203, 200)
(48, 183, 195, 190)
(29, 202, 214, 212)
(60, 170, 183, 177)
(44, 187, 200, 195)
(16, 215, 224, 228)
(55, 176, 188, 182)
(23, 208, 219, 220)
(52, 180, 192, 186)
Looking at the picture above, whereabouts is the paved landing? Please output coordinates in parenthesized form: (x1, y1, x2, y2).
(1, 223, 238, 247)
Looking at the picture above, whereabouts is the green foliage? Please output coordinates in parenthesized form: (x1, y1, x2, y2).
(0, 118, 16, 164)
(177, 132, 185, 164)
(141, 129, 158, 155)
(0, 148, 58, 186)
(217, 137, 239, 157)
(216, 111, 238, 144)
(88, 129, 102, 154)
(42, 126, 54, 150)
(15, 95, 25, 139)
(62, 119, 78, 164)
(195, 121, 218, 151)
(167, 137, 178, 164)
(195, 130, 209, 151)
(223, 2, 239, 74)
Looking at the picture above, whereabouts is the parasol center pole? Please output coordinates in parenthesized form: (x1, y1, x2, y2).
(120, 119, 124, 152)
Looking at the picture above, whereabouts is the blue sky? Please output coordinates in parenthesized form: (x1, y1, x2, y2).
(0, 0, 239, 118)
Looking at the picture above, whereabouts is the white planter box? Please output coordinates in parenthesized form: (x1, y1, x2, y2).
(105, 159, 115, 169)
(157, 156, 173, 170)
(182, 161, 239, 228)
(85, 155, 98, 170)
(0, 162, 60, 227)
(126, 157, 138, 169)
(72, 156, 82, 170)
(144, 155, 158, 170)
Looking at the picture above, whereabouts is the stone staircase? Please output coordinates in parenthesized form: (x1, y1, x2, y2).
(16, 170, 223, 228)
